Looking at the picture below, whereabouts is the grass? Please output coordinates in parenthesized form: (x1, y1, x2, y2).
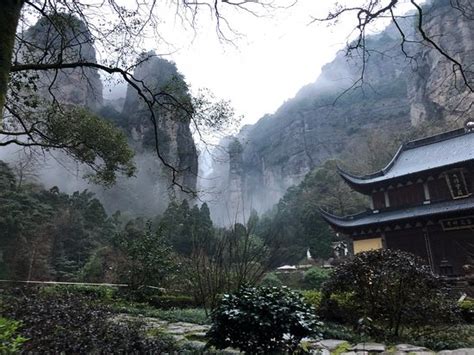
(35, 285, 209, 324)
(111, 302, 209, 325)
(400, 324, 474, 351)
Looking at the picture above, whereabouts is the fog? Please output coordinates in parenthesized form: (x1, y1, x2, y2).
(1, 0, 426, 223)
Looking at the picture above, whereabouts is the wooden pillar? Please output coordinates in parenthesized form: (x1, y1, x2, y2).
(384, 191, 390, 208)
(423, 227, 435, 273)
(423, 182, 431, 204)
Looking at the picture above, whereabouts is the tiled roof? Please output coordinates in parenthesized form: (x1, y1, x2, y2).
(320, 197, 474, 229)
(338, 129, 474, 187)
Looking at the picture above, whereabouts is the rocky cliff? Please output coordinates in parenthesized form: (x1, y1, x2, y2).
(205, 0, 474, 224)
(96, 54, 198, 215)
(121, 54, 197, 194)
(15, 16, 198, 216)
(21, 13, 103, 111)
(407, 0, 474, 124)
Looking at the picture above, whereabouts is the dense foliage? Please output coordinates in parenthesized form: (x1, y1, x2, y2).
(303, 267, 332, 290)
(206, 286, 322, 353)
(0, 162, 116, 281)
(113, 220, 178, 291)
(159, 200, 214, 256)
(321, 249, 460, 337)
(0, 317, 27, 353)
(0, 287, 177, 353)
(256, 160, 366, 265)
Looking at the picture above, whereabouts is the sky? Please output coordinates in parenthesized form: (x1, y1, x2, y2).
(103, 1, 371, 127)
(101, 0, 419, 128)
(164, 1, 354, 126)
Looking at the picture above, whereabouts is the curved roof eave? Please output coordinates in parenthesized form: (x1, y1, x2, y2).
(336, 128, 473, 189)
(319, 207, 362, 230)
(320, 197, 474, 231)
(336, 144, 405, 188)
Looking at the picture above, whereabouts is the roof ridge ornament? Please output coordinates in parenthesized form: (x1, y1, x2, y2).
(464, 119, 474, 133)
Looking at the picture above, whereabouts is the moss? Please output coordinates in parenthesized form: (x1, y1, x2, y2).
(331, 341, 351, 355)
(185, 332, 207, 341)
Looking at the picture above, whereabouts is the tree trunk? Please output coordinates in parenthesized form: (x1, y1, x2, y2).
(0, 0, 24, 121)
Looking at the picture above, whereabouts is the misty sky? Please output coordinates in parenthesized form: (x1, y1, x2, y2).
(166, 1, 354, 126)
(102, 0, 417, 127)
(100, 0, 414, 128)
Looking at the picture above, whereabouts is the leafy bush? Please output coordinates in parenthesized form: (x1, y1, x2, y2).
(303, 267, 332, 290)
(403, 324, 474, 350)
(0, 317, 27, 353)
(320, 322, 368, 344)
(114, 220, 178, 292)
(321, 249, 459, 337)
(319, 292, 359, 325)
(459, 298, 474, 323)
(1, 287, 177, 353)
(302, 290, 322, 309)
(206, 286, 322, 353)
(260, 272, 283, 287)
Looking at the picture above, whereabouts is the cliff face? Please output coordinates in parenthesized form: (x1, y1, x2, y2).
(205, 0, 474, 224)
(17, 16, 198, 216)
(22, 14, 103, 111)
(408, 1, 474, 124)
(121, 54, 198, 196)
(96, 55, 198, 215)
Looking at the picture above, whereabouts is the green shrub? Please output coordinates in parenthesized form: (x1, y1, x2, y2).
(149, 295, 195, 309)
(320, 322, 368, 344)
(0, 317, 27, 353)
(403, 324, 474, 350)
(2, 287, 177, 353)
(321, 249, 459, 337)
(303, 267, 332, 290)
(206, 286, 322, 353)
(459, 298, 474, 323)
(260, 272, 283, 287)
(319, 292, 359, 325)
(302, 290, 322, 309)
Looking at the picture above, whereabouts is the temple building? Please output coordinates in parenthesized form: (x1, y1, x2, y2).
(320, 128, 474, 277)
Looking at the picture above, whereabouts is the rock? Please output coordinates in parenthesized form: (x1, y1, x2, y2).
(316, 339, 350, 350)
(182, 340, 206, 350)
(164, 321, 210, 338)
(437, 349, 474, 355)
(24, 14, 103, 111)
(171, 334, 186, 342)
(341, 352, 369, 355)
(351, 343, 386, 352)
(121, 53, 198, 194)
(396, 344, 430, 352)
(95, 53, 198, 216)
(221, 347, 242, 354)
(166, 326, 188, 335)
